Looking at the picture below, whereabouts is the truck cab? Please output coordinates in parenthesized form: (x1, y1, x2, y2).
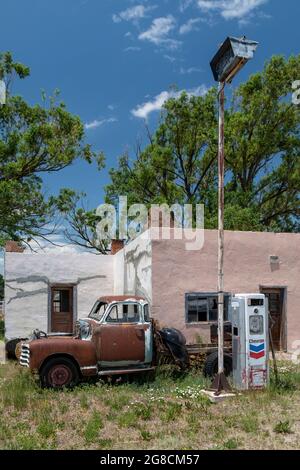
(20, 296, 155, 388)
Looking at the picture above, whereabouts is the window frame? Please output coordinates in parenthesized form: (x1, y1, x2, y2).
(185, 292, 231, 325)
(104, 302, 142, 324)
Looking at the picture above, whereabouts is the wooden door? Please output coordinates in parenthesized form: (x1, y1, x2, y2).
(261, 288, 284, 351)
(51, 287, 73, 333)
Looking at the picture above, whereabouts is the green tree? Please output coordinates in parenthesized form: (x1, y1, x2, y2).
(0, 51, 103, 246)
(105, 55, 300, 233)
(56, 188, 108, 254)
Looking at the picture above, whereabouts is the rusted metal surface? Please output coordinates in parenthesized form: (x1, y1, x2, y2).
(210, 37, 258, 83)
(27, 337, 97, 376)
(98, 366, 155, 376)
(218, 82, 225, 376)
(93, 323, 149, 363)
(19, 297, 198, 386)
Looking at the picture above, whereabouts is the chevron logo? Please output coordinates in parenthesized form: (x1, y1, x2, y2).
(249, 342, 265, 359)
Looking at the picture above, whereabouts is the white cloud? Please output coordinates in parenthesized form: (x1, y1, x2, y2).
(196, 0, 268, 20)
(84, 118, 117, 130)
(138, 15, 181, 49)
(179, 17, 201, 34)
(164, 55, 177, 63)
(25, 239, 86, 255)
(131, 85, 208, 120)
(124, 46, 142, 52)
(179, 0, 194, 12)
(112, 5, 155, 24)
(180, 66, 202, 74)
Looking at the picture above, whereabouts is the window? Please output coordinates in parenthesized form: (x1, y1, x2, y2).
(106, 303, 141, 323)
(88, 301, 107, 321)
(52, 289, 70, 313)
(185, 293, 229, 323)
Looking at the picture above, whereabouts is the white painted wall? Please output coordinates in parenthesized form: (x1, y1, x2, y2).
(122, 232, 152, 303)
(5, 252, 114, 339)
(113, 249, 125, 295)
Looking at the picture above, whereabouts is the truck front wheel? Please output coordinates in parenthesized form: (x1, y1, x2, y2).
(40, 357, 80, 389)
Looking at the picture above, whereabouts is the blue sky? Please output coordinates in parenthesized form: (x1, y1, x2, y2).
(0, 0, 299, 271)
(0, 0, 299, 210)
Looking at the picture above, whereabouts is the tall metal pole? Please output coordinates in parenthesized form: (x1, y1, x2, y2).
(218, 82, 225, 376)
(211, 82, 230, 394)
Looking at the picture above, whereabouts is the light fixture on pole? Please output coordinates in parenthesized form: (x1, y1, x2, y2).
(210, 37, 258, 394)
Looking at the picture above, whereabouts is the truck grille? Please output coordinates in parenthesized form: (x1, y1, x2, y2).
(19, 343, 30, 367)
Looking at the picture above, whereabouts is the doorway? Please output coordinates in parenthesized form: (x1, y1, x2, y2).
(260, 287, 286, 351)
(51, 286, 74, 333)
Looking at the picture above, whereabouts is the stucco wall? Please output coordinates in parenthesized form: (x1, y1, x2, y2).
(5, 252, 114, 339)
(113, 248, 125, 295)
(152, 230, 300, 350)
(119, 232, 152, 303)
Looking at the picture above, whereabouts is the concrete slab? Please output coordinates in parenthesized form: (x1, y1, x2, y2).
(200, 389, 236, 403)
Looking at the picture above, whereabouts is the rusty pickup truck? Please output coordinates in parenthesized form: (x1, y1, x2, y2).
(19, 295, 189, 388)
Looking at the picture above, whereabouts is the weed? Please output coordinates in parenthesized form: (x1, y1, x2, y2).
(274, 420, 293, 434)
(37, 415, 56, 439)
(1, 369, 36, 410)
(140, 429, 152, 441)
(134, 402, 152, 420)
(105, 393, 130, 411)
(162, 402, 182, 422)
(84, 411, 104, 443)
(223, 438, 239, 450)
(79, 393, 89, 410)
(98, 438, 113, 449)
(58, 402, 69, 414)
(240, 415, 259, 433)
(7, 433, 46, 450)
(118, 410, 137, 428)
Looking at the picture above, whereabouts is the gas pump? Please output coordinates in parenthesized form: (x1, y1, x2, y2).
(231, 294, 269, 390)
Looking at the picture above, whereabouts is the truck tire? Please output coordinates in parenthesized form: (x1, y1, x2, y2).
(40, 357, 80, 389)
(6, 338, 27, 360)
(203, 351, 232, 378)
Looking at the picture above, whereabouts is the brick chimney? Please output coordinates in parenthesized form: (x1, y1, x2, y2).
(111, 239, 124, 255)
(5, 241, 25, 253)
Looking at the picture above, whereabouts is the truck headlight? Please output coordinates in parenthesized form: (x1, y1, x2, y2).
(75, 320, 91, 340)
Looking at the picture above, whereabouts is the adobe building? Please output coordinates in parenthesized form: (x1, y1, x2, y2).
(4, 229, 300, 352)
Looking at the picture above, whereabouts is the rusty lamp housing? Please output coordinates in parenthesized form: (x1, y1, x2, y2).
(210, 36, 259, 84)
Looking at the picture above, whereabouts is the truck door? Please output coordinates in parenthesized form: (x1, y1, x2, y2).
(99, 302, 148, 367)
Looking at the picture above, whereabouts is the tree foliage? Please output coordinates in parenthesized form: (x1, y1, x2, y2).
(0, 51, 103, 246)
(105, 55, 300, 233)
(57, 188, 108, 254)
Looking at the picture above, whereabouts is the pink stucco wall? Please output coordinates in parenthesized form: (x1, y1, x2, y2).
(151, 230, 300, 351)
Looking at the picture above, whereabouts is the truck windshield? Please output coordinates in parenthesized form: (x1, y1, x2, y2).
(88, 301, 107, 321)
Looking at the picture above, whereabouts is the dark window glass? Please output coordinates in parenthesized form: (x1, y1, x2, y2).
(106, 303, 141, 323)
(186, 294, 229, 323)
(53, 290, 70, 313)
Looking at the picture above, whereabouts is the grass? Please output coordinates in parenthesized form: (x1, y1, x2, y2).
(274, 420, 293, 434)
(84, 411, 104, 443)
(0, 360, 300, 449)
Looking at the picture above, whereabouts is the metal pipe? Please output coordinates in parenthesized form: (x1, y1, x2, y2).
(218, 82, 225, 375)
